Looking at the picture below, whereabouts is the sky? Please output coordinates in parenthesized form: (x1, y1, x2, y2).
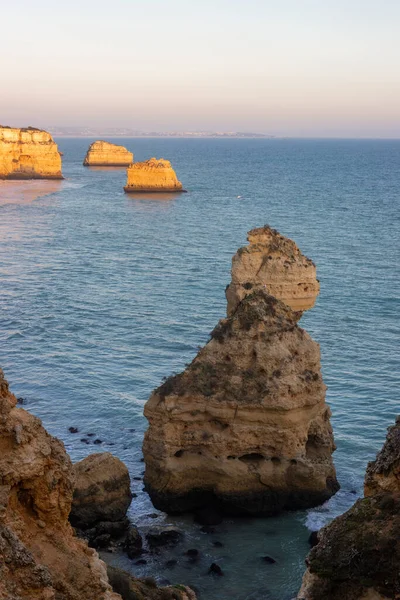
(1, 0, 399, 137)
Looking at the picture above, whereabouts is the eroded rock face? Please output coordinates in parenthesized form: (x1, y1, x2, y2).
(83, 141, 133, 166)
(0, 368, 119, 600)
(107, 566, 197, 600)
(124, 158, 185, 193)
(143, 260, 338, 515)
(226, 226, 320, 316)
(70, 452, 132, 529)
(0, 126, 63, 179)
(298, 417, 400, 600)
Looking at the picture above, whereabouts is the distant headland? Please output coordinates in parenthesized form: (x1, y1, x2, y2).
(48, 127, 274, 139)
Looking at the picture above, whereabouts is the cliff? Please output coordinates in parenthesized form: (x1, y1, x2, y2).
(143, 227, 338, 516)
(83, 141, 133, 166)
(0, 369, 196, 600)
(0, 126, 63, 179)
(298, 417, 400, 600)
(124, 158, 185, 193)
(226, 226, 320, 316)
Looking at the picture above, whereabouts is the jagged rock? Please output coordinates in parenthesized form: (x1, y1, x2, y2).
(107, 566, 197, 600)
(0, 368, 120, 600)
(123, 525, 143, 558)
(364, 416, 400, 497)
(0, 126, 63, 179)
(225, 226, 320, 316)
(143, 228, 338, 517)
(297, 417, 400, 600)
(124, 158, 185, 193)
(83, 141, 133, 166)
(70, 452, 132, 529)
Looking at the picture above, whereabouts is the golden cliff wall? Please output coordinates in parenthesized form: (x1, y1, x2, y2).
(124, 158, 185, 192)
(0, 126, 63, 179)
(83, 141, 133, 166)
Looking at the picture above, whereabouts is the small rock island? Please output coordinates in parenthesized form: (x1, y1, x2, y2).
(143, 225, 339, 517)
(124, 158, 185, 193)
(83, 140, 133, 166)
(0, 125, 63, 179)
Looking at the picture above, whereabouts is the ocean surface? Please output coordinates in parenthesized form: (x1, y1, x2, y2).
(0, 138, 399, 600)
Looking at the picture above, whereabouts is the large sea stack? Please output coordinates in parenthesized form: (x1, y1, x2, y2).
(0, 126, 63, 179)
(124, 158, 185, 193)
(83, 141, 133, 166)
(143, 226, 339, 516)
(298, 417, 400, 600)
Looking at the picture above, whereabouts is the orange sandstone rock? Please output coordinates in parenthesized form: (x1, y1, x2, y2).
(124, 158, 185, 193)
(83, 141, 133, 166)
(0, 126, 63, 179)
(226, 226, 320, 316)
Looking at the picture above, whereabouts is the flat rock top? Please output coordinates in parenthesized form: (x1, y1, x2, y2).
(0, 126, 55, 144)
(87, 140, 131, 152)
(128, 158, 173, 170)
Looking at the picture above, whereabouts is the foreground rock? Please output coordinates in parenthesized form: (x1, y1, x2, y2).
(83, 141, 133, 166)
(298, 417, 400, 600)
(226, 225, 320, 316)
(0, 125, 63, 179)
(0, 368, 119, 600)
(71, 452, 132, 528)
(107, 566, 196, 600)
(124, 158, 185, 193)
(143, 227, 338, 516)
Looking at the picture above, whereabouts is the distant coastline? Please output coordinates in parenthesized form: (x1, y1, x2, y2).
(48, 127, 274, 139)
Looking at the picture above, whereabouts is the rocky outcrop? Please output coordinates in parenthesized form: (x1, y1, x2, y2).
(124, 158, 185, 193)
(0, 368, 119, 600)
(70, 452, 133, 551)
(0, 126, 63, 179)
(226, 226, 320, 316)
(83, 141, 133, 166)
(70, 453, 132, 529)
(297, 417, 400, 600)
(143, 228, 338, 516)
(107, 566, 197, 600)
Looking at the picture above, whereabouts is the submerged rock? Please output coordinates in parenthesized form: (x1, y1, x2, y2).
(298, 417, 400, 600)
(226, 225, 320, 316)
(0, 368, 120, 600)
(143, 227, 338, 516)
(0, 125, 63, 179)
(83, 140, 133, 166)
(124, 158, 185, 193)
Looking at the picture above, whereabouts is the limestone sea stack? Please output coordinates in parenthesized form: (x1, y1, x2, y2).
(0, 125, 63, 179)
(124, 158, 185, 193)
(83, 141, 133, 166)
(143, 227, 339, 516)
(298, 417, 400, 600)
(226, 226, 320, 316)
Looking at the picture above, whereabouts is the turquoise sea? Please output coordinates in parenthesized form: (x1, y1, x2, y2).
(0, 138, 399, 599)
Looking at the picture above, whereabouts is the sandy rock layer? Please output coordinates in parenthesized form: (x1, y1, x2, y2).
(226, 225, 320, 316)
(143, 281, 338, 516)
(124, 158, 185, 193)
(83, 141, 133, 166)
(0, 126, 63, 179)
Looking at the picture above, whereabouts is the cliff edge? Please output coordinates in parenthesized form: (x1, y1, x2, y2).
(0, 126, 63, 179)
(298, 417, 400, 600)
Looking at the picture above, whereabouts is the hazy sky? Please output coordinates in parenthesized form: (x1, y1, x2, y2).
(1, 0, 399, 137)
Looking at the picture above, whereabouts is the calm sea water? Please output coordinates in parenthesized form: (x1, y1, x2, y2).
(0, 138, 399, 600)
